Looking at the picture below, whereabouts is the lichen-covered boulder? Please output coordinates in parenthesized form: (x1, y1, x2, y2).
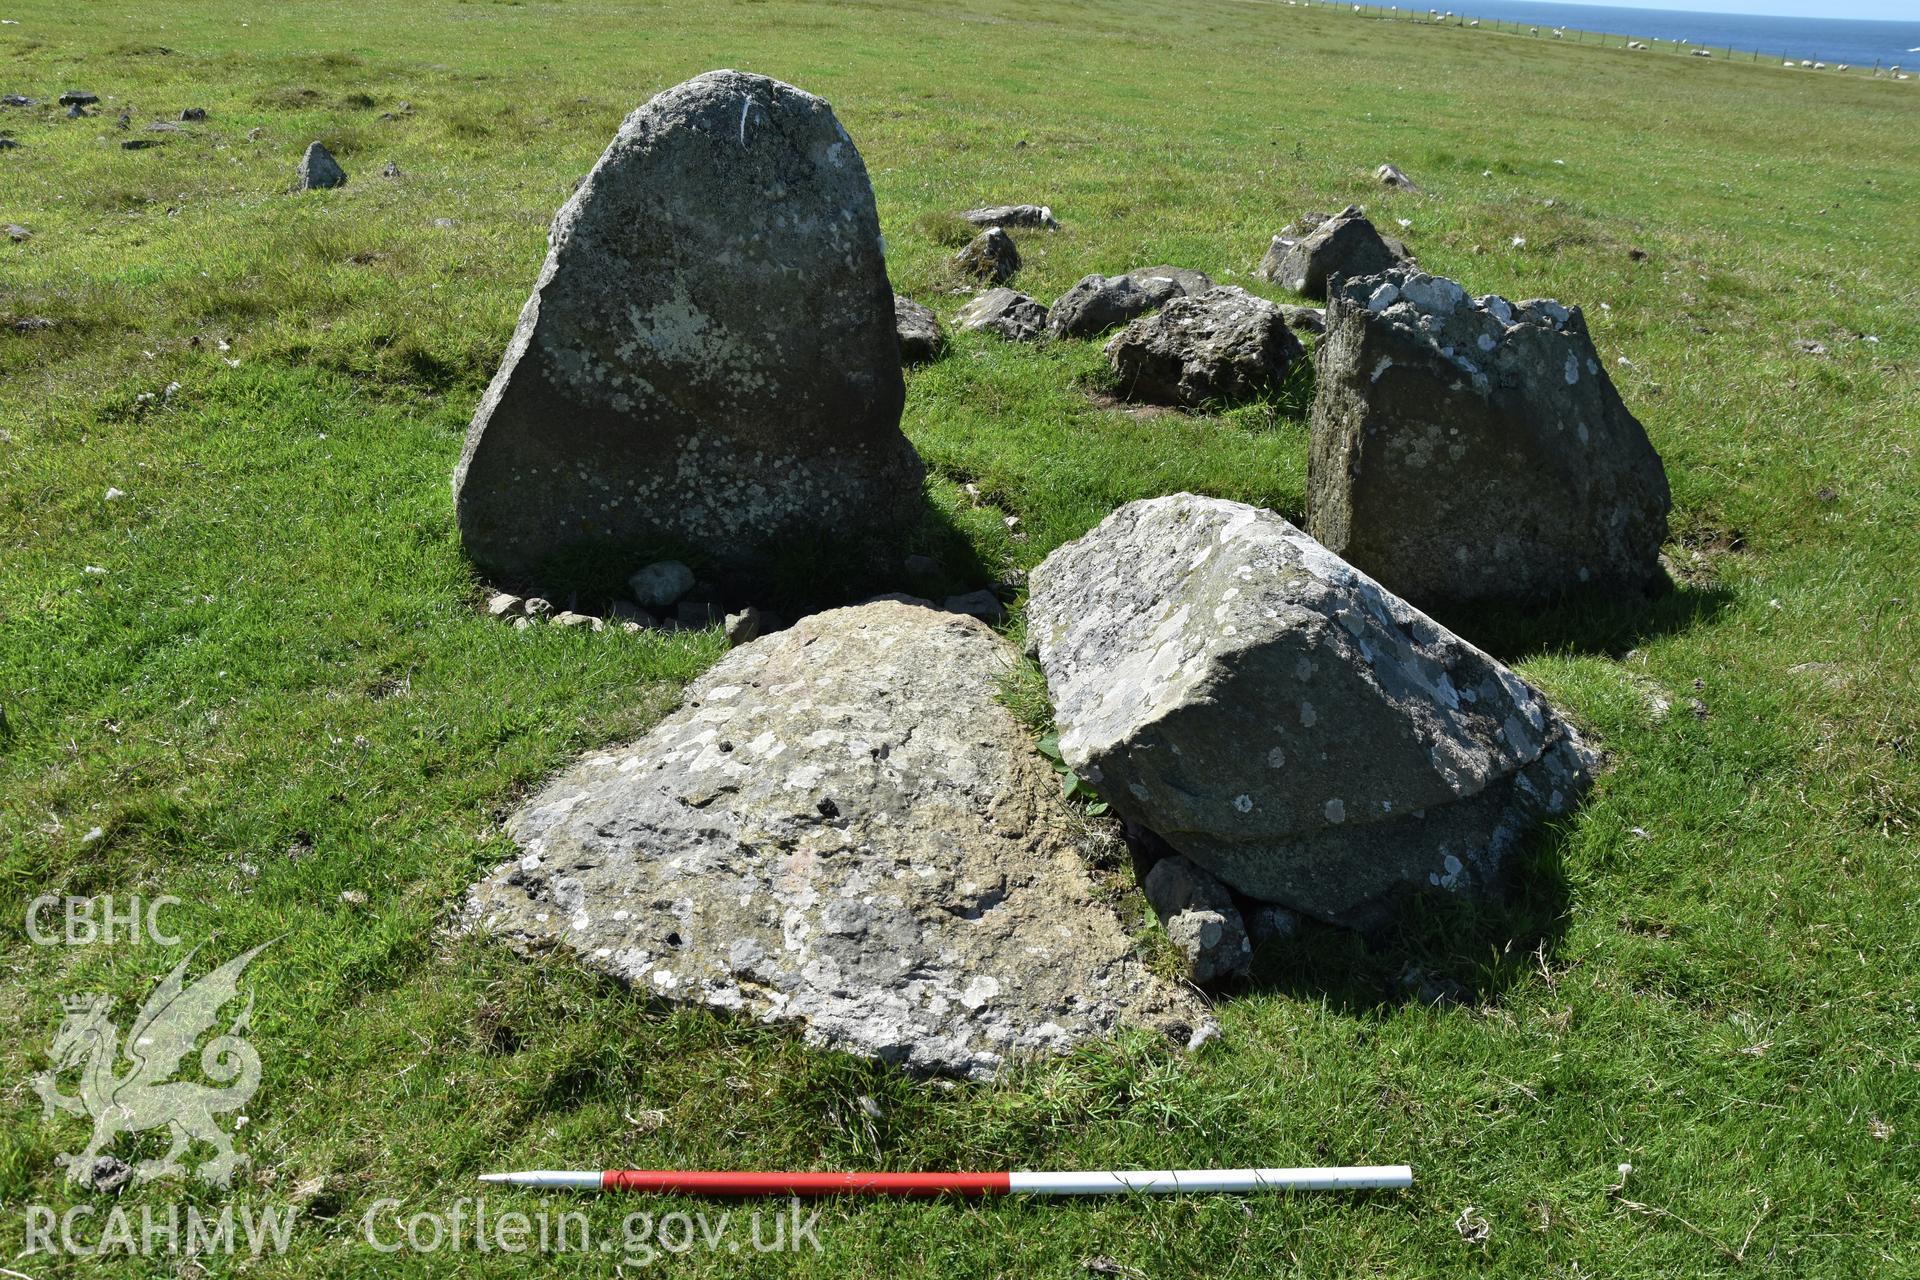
(1256, 205, 1411, 300)
(464, 601, 1205, 1079)
(954, 226, 1020, 283)
(959, 203, 1058, 230)
(1047, 274, 1154, 339)
(1105, 286, 1304, 408)
(1123, 265, 1215, 305)
(452, 71, 922, 581)
(1308, 268, 1671, 608)
(1026, 495, 1599, 928)
(894, 295, 946, 365)
(954, 287, 1046, 343)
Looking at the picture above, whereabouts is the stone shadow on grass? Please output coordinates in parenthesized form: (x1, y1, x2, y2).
(1424, 577, 1734, 664)
(1134, 819, 1578, 1015)
(481, 486, 998, 624)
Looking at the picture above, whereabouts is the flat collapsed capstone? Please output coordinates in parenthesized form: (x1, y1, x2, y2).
(463, 601, 1206, 1079)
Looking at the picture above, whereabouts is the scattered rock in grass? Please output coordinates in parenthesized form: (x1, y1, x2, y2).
(1143, 855, 1252, 985)
(1047, 274, 1154, 340)
(894, 295, 946, 364)
(119, 138, 162, 150)
(65, 104, 90, 119)
(296, 140, 347, 189)
(942, 589, 1004, 623)
(522, 596, 553, 618)
(463, 601, 1206, 1079)
(82, 1156, 135, 1194)
(1375, 162, 1421, 193)
(1279, 304, 1326, 337)
(104, 487, 127, 502)
(1627, 246, 1650, 261)
(5, 224, 29, 242)
(954, 226, 1020, 284)
(246, 127, 265, 142)
(180, 107, 207, 121)
(954, 287, 1046, 342)
(380, 160, 400, 178)
(146, 120, 185, 133)
(1307, 267, 1672, 609)
(550, 610, 603, 630)
(1795, 338, 1828, 356)
(1104, 286, 1304, 408)
(958, 203, 1057, 230)
(8, 316, 54, 332)
(453, 71, 921, 582)
(58, 91, 99, 107)
(1123, 265, 1214, 305)
(1, 95, 37, 108)
(485, 591, 525, 618)
(340, 889, 368, 906)
(628, 560, 694, 609)
(1257, 205, 1412, 300)
(0, 137, 18, 150)
(1025, 494, 1599, 928)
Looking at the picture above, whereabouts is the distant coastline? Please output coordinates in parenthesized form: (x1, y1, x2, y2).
(1315, 0, 1920, 69)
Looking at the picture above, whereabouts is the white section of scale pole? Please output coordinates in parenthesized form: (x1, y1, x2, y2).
(478, 1171, 603, 1188)
(1008, 1166, 1413, 1195)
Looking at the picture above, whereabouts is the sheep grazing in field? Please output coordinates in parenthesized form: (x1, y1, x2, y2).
(1692, 48, 1712, 58)
(1813, 61, 1827, 69)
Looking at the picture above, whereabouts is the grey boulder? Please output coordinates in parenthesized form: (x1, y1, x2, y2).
(1026, 494, 1599, 928)
(954, 226, 1020, 284)
(451, 71, 922, 581)
(954, 288, 1045, 343)
(1124, 265, 1214, 305)
(1047, 274, 1154, 340)
(1256, 205, 1411, 300)
(1143, 856, 1252, 985)
(959, 203, 1057, 230)
(1105, 286, 1304, 408)
(894, 295, 946, 365)
(296, 141, 347, 190)
(463, 601, 1205, 1079)
(1280, 304, 1327, 338)
(1307, 268, 1671, 608)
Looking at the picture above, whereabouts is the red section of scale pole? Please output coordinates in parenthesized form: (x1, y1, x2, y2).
(601, 1170, 1012, 1197)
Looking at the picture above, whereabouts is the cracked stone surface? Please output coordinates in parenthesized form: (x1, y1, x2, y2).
(954, 288, 1046, 343)
(452, 70, 922, 581)
(1026, 495, 1599, 927)
(463, 601, 1205, 1079)
(1104, 286, 1304, 408)
(893, 295, 946, 365)
(1256, 205, 1411, 300)
(1308, 267, 1671, 608)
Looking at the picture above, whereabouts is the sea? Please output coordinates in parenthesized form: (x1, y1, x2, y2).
(1376, 2, 1920, 67)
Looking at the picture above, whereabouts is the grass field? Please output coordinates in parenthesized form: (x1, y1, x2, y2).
(2, 0, 1917, 1274)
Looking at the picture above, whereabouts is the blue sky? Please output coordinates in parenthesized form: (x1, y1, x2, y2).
(1523, 0, 1911, 18)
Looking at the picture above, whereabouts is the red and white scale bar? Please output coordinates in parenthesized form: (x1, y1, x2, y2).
(479, 1166, 1412, 1196)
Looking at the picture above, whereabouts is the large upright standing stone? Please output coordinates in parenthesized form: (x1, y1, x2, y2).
(1308, 268, 1670, 608)
(453, 71, 923, 580)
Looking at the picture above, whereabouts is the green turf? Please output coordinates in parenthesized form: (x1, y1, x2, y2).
(2, 0, 1916, 1274)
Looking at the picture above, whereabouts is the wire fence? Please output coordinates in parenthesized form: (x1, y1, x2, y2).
(1285, 0, 1916, 83)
